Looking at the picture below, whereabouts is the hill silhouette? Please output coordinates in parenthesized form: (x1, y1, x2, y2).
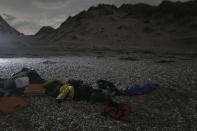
(33, 0, 196, 52)
(0, 0, 197, 56)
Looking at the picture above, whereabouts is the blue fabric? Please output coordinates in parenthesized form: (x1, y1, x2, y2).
(122, 83, 158, 96)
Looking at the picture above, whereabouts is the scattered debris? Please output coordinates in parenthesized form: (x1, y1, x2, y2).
(0, 68, 158, 124)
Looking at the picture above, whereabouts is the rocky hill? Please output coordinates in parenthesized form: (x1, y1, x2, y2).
(34, 0, 197, 52)
(0, 16, 26, 56)
(1, 0, 197, 57)
(35, 26, 55, 38)
(0, 16, 21, 36)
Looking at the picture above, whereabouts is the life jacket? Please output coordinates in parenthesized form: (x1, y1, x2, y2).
(102, 102, 131, 123)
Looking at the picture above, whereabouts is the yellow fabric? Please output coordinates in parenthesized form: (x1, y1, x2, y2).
(56, 85, 74, 100)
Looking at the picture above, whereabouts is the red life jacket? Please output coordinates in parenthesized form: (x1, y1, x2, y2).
(103, 102, 131, 123)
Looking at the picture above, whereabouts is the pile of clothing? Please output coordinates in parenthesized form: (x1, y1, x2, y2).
(0, 67, 45, 98)
(0, 67, 158, 123)
(0, 67, 46, 114)
(42, 79, 122, 102)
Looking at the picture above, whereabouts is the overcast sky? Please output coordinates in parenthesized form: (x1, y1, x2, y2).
(0, 0, 190, 35)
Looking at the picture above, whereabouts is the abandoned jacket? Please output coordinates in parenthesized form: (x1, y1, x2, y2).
(56, 85, 74, 100)
(121, 83, 158, 96)
(43, 80, 75, 100)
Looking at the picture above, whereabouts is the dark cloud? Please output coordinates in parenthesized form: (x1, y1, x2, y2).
(0, 0, 191, 35)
